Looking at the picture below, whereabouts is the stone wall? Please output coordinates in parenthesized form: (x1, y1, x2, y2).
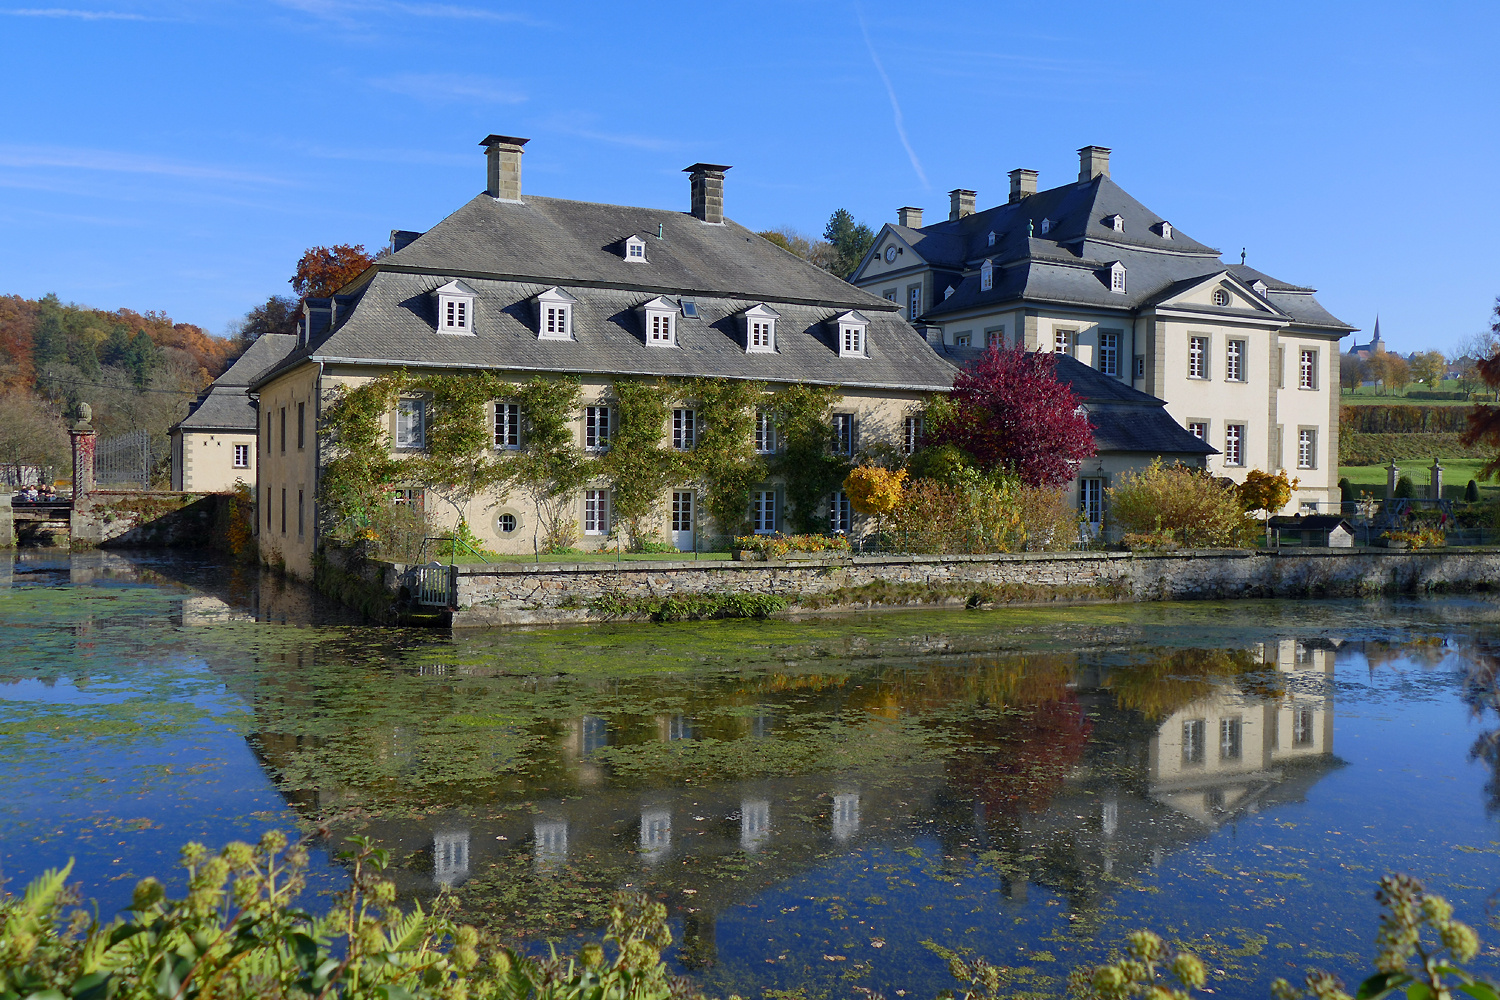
(0, 492, 12, 549)
(337, 546, 1500, 628)
(72, 491, 225, 548)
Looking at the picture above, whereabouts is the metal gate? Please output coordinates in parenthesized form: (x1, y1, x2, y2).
(414, 562, 453, 607)
(95, 429, 151, 489)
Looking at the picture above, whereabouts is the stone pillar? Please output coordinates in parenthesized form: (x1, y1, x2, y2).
(70, 403, 96, 499)
(1430, 459, 1444, 501)
(0, 490, 13, 550)
(1386, 460, 1400, 499)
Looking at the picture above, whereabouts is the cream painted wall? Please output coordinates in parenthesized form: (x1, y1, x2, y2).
(256, 364, 322, 579)
(176, 431, 257, 493)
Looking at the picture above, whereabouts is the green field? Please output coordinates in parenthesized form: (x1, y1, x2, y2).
(1340, 378, 1493, 406)
(1339, 458, 1500, 500)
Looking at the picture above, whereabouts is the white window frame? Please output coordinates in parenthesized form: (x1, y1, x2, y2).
(907, 285, 922, 320)
(583, 489, 610, 535)
(1109, 261, 1126, 293)
(1188, 421, 1208, 440)
(585, 405, 611, 451)
(1039, 218, 1051, 235)
(1298, 428, 1316, 470)
(831, 310, 869, 358)
(623, 235, 647, 262)
(494, 401, 521, 450)
(1300, 348, 1318, 389)
(743, 303, 780, 353)
(1189, 336, 1209, 379)
(232, 443, 250, 468)
(396, 398, 425, 450)
(1226, 339, 1245, 382)
(537, 286, 577, 341)
(1212, 288, 1231, 308)
(1098, 331, 1119, 377)
(830, 491, 853, 534)
(986, 231, 996, 247)
(833, 413, 856, 456)
(640, 296, 677, 346)
(1224, 423, 1245, 467)
(432, 279, 477, 335)
(903, 414, 923, 454)
(672, 408, 696, 450)
(751, 490, 777, 535)
(954, 332, 972, 347)
(985, 326, 1004, 348)
(1160, 221, 1173, 240)
(1106, 214, 1124, 232)
(1054, 329, 1074, 356)
(671, 491, 693, 533)
(980, 260, 993, 292)
(1080, 477, 1104, 529)
(754, 410, 777, 454)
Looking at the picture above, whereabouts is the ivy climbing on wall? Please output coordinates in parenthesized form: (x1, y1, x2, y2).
(768, 383, 845, 533)
(602, 379, 677, 550)
(685, 377, 765, 540)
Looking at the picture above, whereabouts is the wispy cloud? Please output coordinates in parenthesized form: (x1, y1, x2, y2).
(0, 144, 288, 185)
(271, 0, 544, 27)
(2, 7, 153, 19)
(369, 72, 526, 105)
(547, 123, 678, 153)
(855, 4, 929, 189)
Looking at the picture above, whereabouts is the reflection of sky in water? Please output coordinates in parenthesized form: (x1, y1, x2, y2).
(4, 550, 1500, 1000)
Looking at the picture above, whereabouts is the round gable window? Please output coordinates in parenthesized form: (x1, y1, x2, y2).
(1213, 289, 1231, 307)
(496, 511, 522, 535)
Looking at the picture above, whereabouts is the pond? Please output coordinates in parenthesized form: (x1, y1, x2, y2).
(3, 548, 1500, 1000)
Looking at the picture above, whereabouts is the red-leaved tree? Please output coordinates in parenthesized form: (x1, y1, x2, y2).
(1461, 296, 1500, 478)
(291, 244, 375, 299)
(928, 344, 1095, 486)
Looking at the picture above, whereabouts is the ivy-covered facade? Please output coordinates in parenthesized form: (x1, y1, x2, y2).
(250, 136, 956, 577)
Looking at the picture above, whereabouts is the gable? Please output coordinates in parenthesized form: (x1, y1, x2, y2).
(1154, 271, 1285, 317)
(854, 225, 926, 282)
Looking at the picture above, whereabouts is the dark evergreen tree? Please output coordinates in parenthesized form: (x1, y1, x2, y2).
(1467, 479, 1481, 503)
(823, 209, 875, 279)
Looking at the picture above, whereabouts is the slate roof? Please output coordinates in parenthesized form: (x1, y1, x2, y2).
(175, 334, 297, 433)
(255, 195, 958, 393)
(936, 347, 1217, 458)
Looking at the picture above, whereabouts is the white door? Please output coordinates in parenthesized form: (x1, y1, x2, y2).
(1081, 478, 1104, 538)
(671, 491, 694, 551)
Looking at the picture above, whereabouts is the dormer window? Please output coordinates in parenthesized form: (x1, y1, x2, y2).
(536, 286, 577, 340)
(1158, 221, 1173, 240)
(831, 310, 869, 358)
(639, 295, 677, 346)
(1108, 261, 1126, 294)
(1251, 279, 1268, 296)
(987, 231, 996, 247)
(431, 279, 477, 335)
(742, 303, 780, 353)
(623, 235, 647, 262)
(1105, 214, 1124, 232)
(1039, 218, 1052, 235)
(980, 260, 994, 292)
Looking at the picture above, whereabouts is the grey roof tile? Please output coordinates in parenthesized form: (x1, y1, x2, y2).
(174, 334, 298, 433)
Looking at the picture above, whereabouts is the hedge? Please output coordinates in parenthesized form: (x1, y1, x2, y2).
(1340, 404, 1472, 434)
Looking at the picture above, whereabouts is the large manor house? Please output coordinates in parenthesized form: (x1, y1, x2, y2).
(168, 137, 1352, 577)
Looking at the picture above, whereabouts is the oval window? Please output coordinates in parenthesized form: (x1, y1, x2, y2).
(497, 513, 517, 534)
(1213, 289, 1231, 307)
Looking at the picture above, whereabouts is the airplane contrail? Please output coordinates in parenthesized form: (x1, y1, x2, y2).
(856, 5, 929, 189)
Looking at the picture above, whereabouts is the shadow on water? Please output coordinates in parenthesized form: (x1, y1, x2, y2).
(6, 547, 1500, 999)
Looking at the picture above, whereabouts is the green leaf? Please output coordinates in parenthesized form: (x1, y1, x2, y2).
(1357, 972, 1410, 1000)
(1406, 982, 1435, 1000)
(1459, 983, 1500, 1000)
(375, 986, 416, 1000)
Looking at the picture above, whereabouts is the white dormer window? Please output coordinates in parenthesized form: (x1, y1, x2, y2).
(1106, 214, 1124, 232)
(831, 310, 869, 358)
(987, 231, 996, 247)
(536, 286, 578, 340)
(1109, 261, 1126, 294)
(1251, 279, 1268, 296)
(431, 279, 477, 335)
(1159, 221, 1173, 239)
(944, 285, 955, 299)
(742, 303, 780, 353)
(980, 260, 993, 292)
(639, 296, 676, 346)
(1039, 218, 1052, 235)
(624, 235, 647, 262)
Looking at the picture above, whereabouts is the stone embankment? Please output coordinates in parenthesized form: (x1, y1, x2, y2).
(320, 545, 1500, 628)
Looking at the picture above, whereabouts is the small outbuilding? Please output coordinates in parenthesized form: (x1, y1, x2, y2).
(1267, 514, 1354, 548)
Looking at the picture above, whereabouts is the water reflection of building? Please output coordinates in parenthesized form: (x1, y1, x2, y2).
(433, 830, 470, 887)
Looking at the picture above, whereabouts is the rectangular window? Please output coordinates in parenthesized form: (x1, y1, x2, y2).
(1298, 428, 1316, 469)
(1189, 336, 1208, 379)
(672, 408, 696, 450)
(494, 402, 521, 449)
(444, 298, 467, 330)
(751, 490, 777, 534)
(279, 407, 286, 453)
(265, 412, 272, 453)
(1277, 425, 1285, 469)
(1182, 719, 1206, 765)
(1098, 331, 1119, 376)
(393, 488, 423, 507)
(903, 414, 923, 454)
(1278, 347, 1286, 388)
(545, 305, 568, 337)
(1188, 421, 1207, 440)
(883, 289, 896, 302)
(908, 285, 921, 320)
(233, 444, 249, 468)
(1224, 423, 1245, 466)
(1054, 329, 1074, 355)
(754, 410, 777, 454)
(297, 489, 304, 538)
(1292, 706, 1315, 746)
(1220, 717, 1243, 761)
(1226, 340, 1245, 382)
(266, 487, 272, 529)
(671, 491, 693, 533)
(396, 399, 425, 449)
(985, 326, 1004, 348)
(649, 313, 673, 343)
(1300, 349, 1317, 389)
(832, 413, 855, 456)
(953, 332, 972, 348)
(1080, 477, 1104, 528)
(751, 320, 773, 349)
(1134, 354, 1145, 379)
(841, 325, 864, 355)
(297, 401, 306, 449)
(280, 487, 286, 535)
(585, 406, 610, 450)
(830, 491, 853, 533)
(583, 489, 610, 535)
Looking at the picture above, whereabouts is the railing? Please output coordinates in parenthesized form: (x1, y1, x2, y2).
(413, 563, 453, 607)
(95, 429, 151, 490)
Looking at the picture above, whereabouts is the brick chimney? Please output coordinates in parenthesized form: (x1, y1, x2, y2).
(897, 206, 923, 228)
(1078, 145, 1111, 183)
(685, 163, 732, 224)
(481, 134, 528, 201)
(1008, 168, 1038, 204)
(948, 189, 976, 221)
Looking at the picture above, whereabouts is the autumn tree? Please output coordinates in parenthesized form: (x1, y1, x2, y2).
(1460, 298, 1500, 477)
(1385, 353, 1412, 393)
(1411, 350, 1448, 389)
(924, 345, 1095, 487)
(1237, 468, 1299, 517)
(291, 245, 375, 299)
(1339, 353, 1367, 391)
(236, 295, 300, 341)
(0, 392, 69, 483)
(757, 227, 840, 273)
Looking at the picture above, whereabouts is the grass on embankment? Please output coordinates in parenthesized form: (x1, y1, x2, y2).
(1339, 458, 1500, 501)
(447, 550, 734, 565)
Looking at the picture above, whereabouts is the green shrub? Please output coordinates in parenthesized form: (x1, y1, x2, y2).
(1107, 460, 1255, 549)
(1341, 404, 1471, 434)
(732, 533, 851, 559)
(589, 590, 789, 622)
(1338, 477, 1354, 505)
(1395, 475, 1415, 498)
(1466, 479, 1481, 503)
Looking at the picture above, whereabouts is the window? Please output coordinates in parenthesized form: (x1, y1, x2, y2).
(754, 410, 777, 454)
(1298, 428, 1316, 469)
(986, 231, 996, 247)
(1300, 349, 1318, 389)
(829, 491, 852, 534)
(1098, 331, 1119, 377)
(233, 444, 249, 468)
(833, 413, 855, 456)
(1134, 355, 1145, 379)
(624, 235, 646, 261)
(1110, 263, 1126, 293)
(297, 401, 305, 449)
(639, 296, 677, 346)
(396, 399, 425, 449)
(1189, 336, 1208, 379)
(297, 489, 304, 538)
(1292, 706, 1315, 746)
(908, 285, 922, 320)
(1188, 421, 1207, 440)
(680, 299, 699, 318)
(1212, 288, 1231, 308)
(840, 325, 864, 357)
(1182, 719, 1206, 765)
(265, 487, 272, 529)
(1106, 214, 1124, 232)
(545, 305, 569, 337)
(903, 415, 923, 454)
(672, 408, 696, 450)
(1225, 339, 1245, 382)
(650, 312, 673, 343)
(985, 326, 1004, 348)
(279, 407, 286, 453)
(280, 487, 286, 535)
(497, 513, 517, 534)
(1224, 423, 1245, 466)
(1080, 477, 1104, 530)
(494, 402, 521, 449)
(1039, 217, 1051, 235)
(1278, 347, 1286, 388)
(585, 406, 610, 451)
(980, 260, 993, 291)
(751, 490, 776, 534)
(537, 287, 576, 340)
(629, 243, 643, 258)
(743, 304, 779, 352)
(393, 488, 423, 506)
(883, 289, 896, 302)
(583, 490, 610, 535)
(751, 320, 774, 350)
(672, 491, 693, 534)
(1220, 717, 1243, 761)
(1054, 329, 1074, 356)
(433, 280, 476, 334)
(445, 298, 468, 329)
(954, 332, 972, 347)
(1160, 221, 1173, 240)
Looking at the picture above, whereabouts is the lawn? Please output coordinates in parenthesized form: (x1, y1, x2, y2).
(1339, 457, 1500, 501)
(1340, 378, 1492, 406)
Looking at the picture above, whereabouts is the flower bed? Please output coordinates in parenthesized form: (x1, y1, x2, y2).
(733, 533, 852, 560)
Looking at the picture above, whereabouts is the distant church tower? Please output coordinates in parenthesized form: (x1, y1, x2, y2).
(1348, 315, 1386, 357)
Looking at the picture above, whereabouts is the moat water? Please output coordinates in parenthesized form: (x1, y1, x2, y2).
(4, 548, 1500, 999)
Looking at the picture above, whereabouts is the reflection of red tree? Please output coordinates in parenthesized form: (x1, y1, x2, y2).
(945, 694, 1092, 817)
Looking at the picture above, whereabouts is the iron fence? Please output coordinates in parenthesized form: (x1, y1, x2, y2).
(95, 429, 151, 490)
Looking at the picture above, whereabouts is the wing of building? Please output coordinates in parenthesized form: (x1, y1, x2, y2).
(170, 333, 298, 492)
(852, 146, 1355, 512)
(250, 138, 957, 577)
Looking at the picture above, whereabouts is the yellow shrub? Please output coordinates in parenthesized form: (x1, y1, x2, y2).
(843, 466, 908, 517)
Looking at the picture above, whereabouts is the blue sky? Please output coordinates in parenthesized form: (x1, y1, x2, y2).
(1, 0, 1496, 355)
